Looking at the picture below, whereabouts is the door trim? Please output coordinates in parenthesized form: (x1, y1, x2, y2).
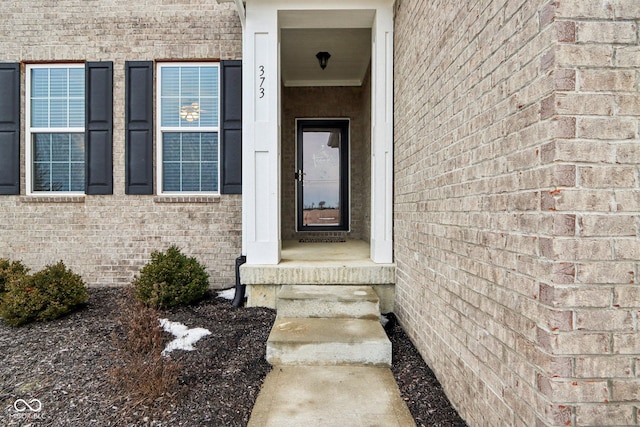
(296, 118, 350, 232)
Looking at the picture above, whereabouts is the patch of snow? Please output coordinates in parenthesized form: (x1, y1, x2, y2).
(217, 288, 236, 300)
(159, 318, 211, 356)
(380, 314, 389, 327)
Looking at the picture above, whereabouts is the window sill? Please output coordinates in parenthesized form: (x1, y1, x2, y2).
(20, 196, 85, 203)
(154, 195, 221, 204)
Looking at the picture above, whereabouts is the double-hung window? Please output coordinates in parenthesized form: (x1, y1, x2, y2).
(26, 64, 85, 193)
(157, 63, 219, 194)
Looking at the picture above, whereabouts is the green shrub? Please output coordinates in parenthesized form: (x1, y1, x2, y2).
(0, 258, 29, 295)
(133, 245, 210, 308)
(0, 261, 88, 327)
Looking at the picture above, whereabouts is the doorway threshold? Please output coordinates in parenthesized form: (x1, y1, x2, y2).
(282, 239, 369, 263)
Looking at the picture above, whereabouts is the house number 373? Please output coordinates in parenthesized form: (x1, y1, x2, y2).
(258, 65, 265, 99)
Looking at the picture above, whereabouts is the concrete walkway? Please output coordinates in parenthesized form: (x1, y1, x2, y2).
(245, 241, 414, 426)
(248, 365, 416, 427)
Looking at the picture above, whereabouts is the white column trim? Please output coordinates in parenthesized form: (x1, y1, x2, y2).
(370, 6, 394, 264)
(242, 4, 281, 264)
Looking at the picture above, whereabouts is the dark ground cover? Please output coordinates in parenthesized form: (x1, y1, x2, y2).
(0, 287, 466, 426)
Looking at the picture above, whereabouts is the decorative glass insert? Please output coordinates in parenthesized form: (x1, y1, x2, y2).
(28, 65, 85, 193)
(158, 64, 219, 193)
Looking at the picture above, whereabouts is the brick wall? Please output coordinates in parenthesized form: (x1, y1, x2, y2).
(0, 0, 243, 288)
(394, 0, 639, 426)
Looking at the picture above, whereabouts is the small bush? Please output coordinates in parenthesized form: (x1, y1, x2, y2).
(0, 258, 29, 295)
(0, 261, 88, 327)
(110, 290, 182, 405)
(133, 245, 209, 308)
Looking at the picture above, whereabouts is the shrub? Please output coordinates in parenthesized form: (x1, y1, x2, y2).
(133, 245, 209, 308)
(110, 290, 182, 405)
(0, 258, 29, 295)
(0, 261, 88, 327)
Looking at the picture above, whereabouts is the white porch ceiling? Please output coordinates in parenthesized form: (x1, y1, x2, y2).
(280, 28, 371, 87)
(279, 10, 373, 87)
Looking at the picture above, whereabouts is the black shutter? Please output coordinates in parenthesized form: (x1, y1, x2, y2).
(0, 63, 20, 195)
(85, 61, 113, 195)
(125, 61, 154, 195)
(220, 60, 242, 194)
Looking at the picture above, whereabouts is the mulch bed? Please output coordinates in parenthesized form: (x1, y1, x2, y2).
(0, 287, 466, 426)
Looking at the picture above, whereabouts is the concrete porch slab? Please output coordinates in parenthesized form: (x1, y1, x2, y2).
(240, 240, 396, 312)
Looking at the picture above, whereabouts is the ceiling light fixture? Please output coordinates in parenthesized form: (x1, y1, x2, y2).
(316, 51, 331, 70)
(180, 102, 200, 122)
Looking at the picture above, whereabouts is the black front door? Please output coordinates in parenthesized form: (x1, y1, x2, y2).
(296, 119, 349, 231)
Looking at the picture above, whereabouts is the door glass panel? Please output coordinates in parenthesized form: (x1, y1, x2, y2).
(302, 128, 341, 227)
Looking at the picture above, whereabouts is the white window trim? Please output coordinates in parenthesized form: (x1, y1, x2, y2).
(25, 63, 85, 196)
(156, 62, 221, 196)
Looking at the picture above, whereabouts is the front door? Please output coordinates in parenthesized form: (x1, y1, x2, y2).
(296, 119, 349, 231)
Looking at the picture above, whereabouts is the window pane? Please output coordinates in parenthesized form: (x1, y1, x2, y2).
(49, 68, 67, 98)
(33, 163, 51, 192)
(51, 163, 70, 192)
(70, 134, 85, 161)
(182, 162, 200, 192)
(201, 133, 218, 160)
(33, 134, 51, 161)
(163, 133, 181, 162)
(179, 98, 200, 128)
(181, 67, 199, 98)
(160, 64, 218, 130)
(181, 133, 200, 162)
(31, 69, 49, 97)
(31, 99, 49, 127)
(162, 132, 218, 192)
(50, 99, 68, 127)
(200, 67, 218, 97)
(70, 163, 85, 192)
(68, 99, 85, 127)
(161, 98, 180, 127)
(201, 162, 217, 192)
(198, 97, 217, 127)
(31, 133, 84, 192)
(51, 134, 70, 161)
(68, 68, 85, 97)
(161, 67, 180, 97)
(30, 66, 84, 129)
(163, 163, 180, 192)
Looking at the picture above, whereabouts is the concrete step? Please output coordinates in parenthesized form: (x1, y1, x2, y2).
(277, 285, 380, 319)
(266, 317, 392, 367)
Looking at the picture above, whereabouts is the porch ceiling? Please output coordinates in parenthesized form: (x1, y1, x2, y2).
(281, 28, 371, 87)
(279, 10, 374, 87)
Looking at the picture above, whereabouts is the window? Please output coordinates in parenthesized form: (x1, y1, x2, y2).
(26, 64, 85, 193)
(157, 63, 219, 194)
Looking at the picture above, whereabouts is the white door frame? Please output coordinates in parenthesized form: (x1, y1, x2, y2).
(242, 0, 394, 264)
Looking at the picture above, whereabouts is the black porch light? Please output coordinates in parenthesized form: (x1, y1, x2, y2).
(316, 51, 331, 70)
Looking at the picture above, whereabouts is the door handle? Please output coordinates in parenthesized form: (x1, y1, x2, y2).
(294, 170, 303, 182)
